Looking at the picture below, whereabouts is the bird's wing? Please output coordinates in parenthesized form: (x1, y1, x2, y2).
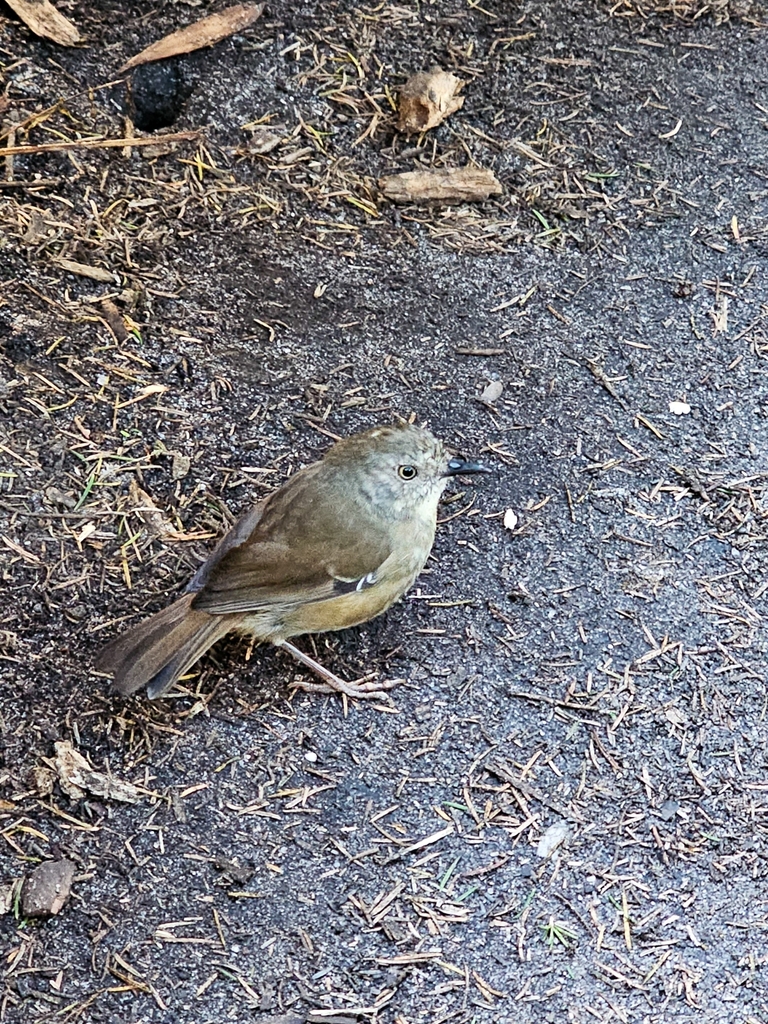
(189, 465, 393, 616)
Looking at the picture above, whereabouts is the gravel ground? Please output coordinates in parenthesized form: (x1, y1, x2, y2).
(1, 2, 768, 1022)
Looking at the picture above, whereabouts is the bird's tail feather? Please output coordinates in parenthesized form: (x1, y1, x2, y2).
(94, 595, 235, 698)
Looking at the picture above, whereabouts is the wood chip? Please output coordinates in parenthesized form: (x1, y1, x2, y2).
(246, 127, 287, 155)
(379, 167, 502, 204)
(398, 68, 464, 133)
(121, 2, 264, 71)
(172, 453, 191, 480)
(100, 298, 131, 343)
(55, 259, 118, 284)
(53, 740, 144, 804)
(22, 859, 75, 918)
(5, 0, 81, 46)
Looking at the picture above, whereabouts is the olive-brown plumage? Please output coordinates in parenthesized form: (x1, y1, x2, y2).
(95, 424, 489, 700)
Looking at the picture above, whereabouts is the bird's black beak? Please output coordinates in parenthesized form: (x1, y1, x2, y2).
(444, 456, 493, 477)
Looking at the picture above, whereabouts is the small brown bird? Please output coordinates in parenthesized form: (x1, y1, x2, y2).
(95, 424, 489, 700)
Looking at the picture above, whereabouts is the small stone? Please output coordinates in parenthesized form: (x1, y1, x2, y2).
(659, 799, 679, 822)
(537, 821, 570, 859)
(44, 486, 76, 509)
(479, 380, 503, 406)
(22, 860, 75, 918)
(171, 453, 191, 480)
(214, 857, 254, 884)
(503, 508, 518, 531)
(669, 400, 691, 415)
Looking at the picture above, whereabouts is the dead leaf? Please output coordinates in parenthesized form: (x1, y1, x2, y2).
(22, 860, 75, 917)
(127, 479, 212, 542)
(121, 2, 264, 71)
(128, 479, 176, 540)
(5, 0, 81, 46)
(398, 67, 464, 133)
(53, 740, 143, 804)
(379, 167, 502, 204)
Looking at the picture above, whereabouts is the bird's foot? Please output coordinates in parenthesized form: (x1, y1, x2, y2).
(277, 639, 402, 701)
(291, 674, 403, 700)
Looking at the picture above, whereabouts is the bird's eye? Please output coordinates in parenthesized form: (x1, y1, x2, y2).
(398, 464, 417, 480)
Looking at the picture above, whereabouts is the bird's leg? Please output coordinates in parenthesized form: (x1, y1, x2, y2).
(275, 640, 402, 700)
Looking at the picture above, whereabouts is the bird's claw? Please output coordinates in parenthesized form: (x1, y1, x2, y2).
(290, 673, 404, 700)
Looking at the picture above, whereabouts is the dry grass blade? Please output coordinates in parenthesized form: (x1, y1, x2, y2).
(0, 130, 199, 158)
(5, 0, 81, 46)
(121, 2, 265, 71)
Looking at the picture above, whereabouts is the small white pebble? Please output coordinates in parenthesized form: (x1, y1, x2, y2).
(669, 400, 691, 415)
(537, 822, 569, 859)
(480, 380, 503, 406)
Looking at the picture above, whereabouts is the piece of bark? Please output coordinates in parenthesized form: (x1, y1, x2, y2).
(99, 298, 131, 343)
(53, 740, 143, 804)
(398, 68, 464, 133)
(5, 0, 81, 46)
(22, 860, 75, 918)
(379, 167, 502, 204)
(121, 3, 264, 71)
